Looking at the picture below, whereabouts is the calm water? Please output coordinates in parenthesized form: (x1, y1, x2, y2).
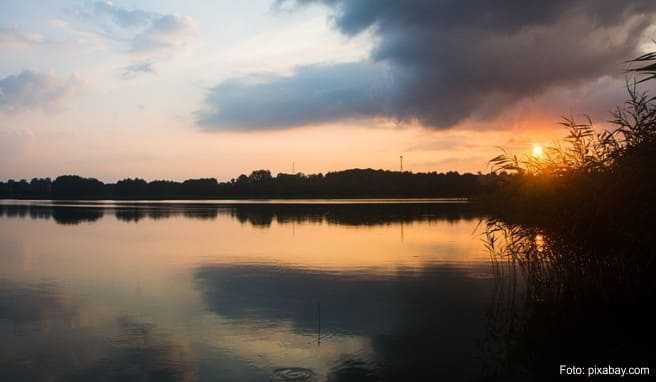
(0, 200, 496, 381)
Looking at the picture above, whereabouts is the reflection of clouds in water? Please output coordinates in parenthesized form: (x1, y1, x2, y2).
(197, 311, 372, 381)
(194, 263, 495, 380)
(194, 264, 494, 334)
(65, 316, 196, 382)
(0, 279, 76, 325)
(0, 201, 494, 380)
(0, 281, 196, 381)
(0, 278, 373, 381)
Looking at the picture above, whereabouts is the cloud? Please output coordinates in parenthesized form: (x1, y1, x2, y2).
(130, 15, 198, 56)
(69, 1, 198, 75)
(200, 0, 656, 130)
(197, 62, 397, 130)
(121, 61, 156, 79)
(0, 27, 45, 48)
(0, 70, 83, 113)
(70, 1, 157, 36)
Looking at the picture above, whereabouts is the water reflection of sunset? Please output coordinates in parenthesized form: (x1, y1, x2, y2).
(0, 209, 488, 280)
(0, 204, 494, 380)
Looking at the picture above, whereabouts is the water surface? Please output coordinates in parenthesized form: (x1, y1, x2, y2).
(0, 200, 495, 381)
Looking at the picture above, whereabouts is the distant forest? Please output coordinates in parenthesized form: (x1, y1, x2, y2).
(0, 169, 499, 199)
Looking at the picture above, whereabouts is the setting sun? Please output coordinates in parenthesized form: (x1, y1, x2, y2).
(532, 144, 545, 158)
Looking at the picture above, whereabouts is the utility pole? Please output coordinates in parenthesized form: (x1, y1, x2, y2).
(400, 155, 404, 172)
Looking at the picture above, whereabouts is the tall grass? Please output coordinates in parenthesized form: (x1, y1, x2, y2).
(490, 83, 656, 178)
(479, 54, 656, 379)
(484, 78, 656, 231)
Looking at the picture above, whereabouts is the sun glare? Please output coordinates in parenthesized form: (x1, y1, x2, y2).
(532, 144, 544, 158)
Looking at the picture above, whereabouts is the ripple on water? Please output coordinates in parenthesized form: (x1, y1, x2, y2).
(273, 367, 315, 381)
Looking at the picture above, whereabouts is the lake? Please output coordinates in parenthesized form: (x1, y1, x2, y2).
(0, 200, 497, 381)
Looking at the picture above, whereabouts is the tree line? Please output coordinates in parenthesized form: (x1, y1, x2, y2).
(0, 169, 501, 199)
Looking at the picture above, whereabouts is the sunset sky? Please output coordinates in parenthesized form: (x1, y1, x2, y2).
(2, 1, 656, 181)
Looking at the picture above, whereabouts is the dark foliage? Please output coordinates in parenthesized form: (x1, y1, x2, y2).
(1, 169, 496, 199)
(51, 175, 105, 199)
(480, 56, 656, 379)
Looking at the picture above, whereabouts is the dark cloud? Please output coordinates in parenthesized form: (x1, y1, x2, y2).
(197, 62, 394, 129)
(0, 70, 82, 113)
(200, 0, 656, 130)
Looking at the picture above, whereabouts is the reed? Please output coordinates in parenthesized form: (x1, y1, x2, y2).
(478, 52, 656, 379)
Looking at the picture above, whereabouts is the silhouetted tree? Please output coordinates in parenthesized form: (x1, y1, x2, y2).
(52, 175, 105, 199)
(115, 178, 148, 198)
(181, 178, 219, 196)
(29, 178, 52, 196)
(2, 169, 494, 199)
